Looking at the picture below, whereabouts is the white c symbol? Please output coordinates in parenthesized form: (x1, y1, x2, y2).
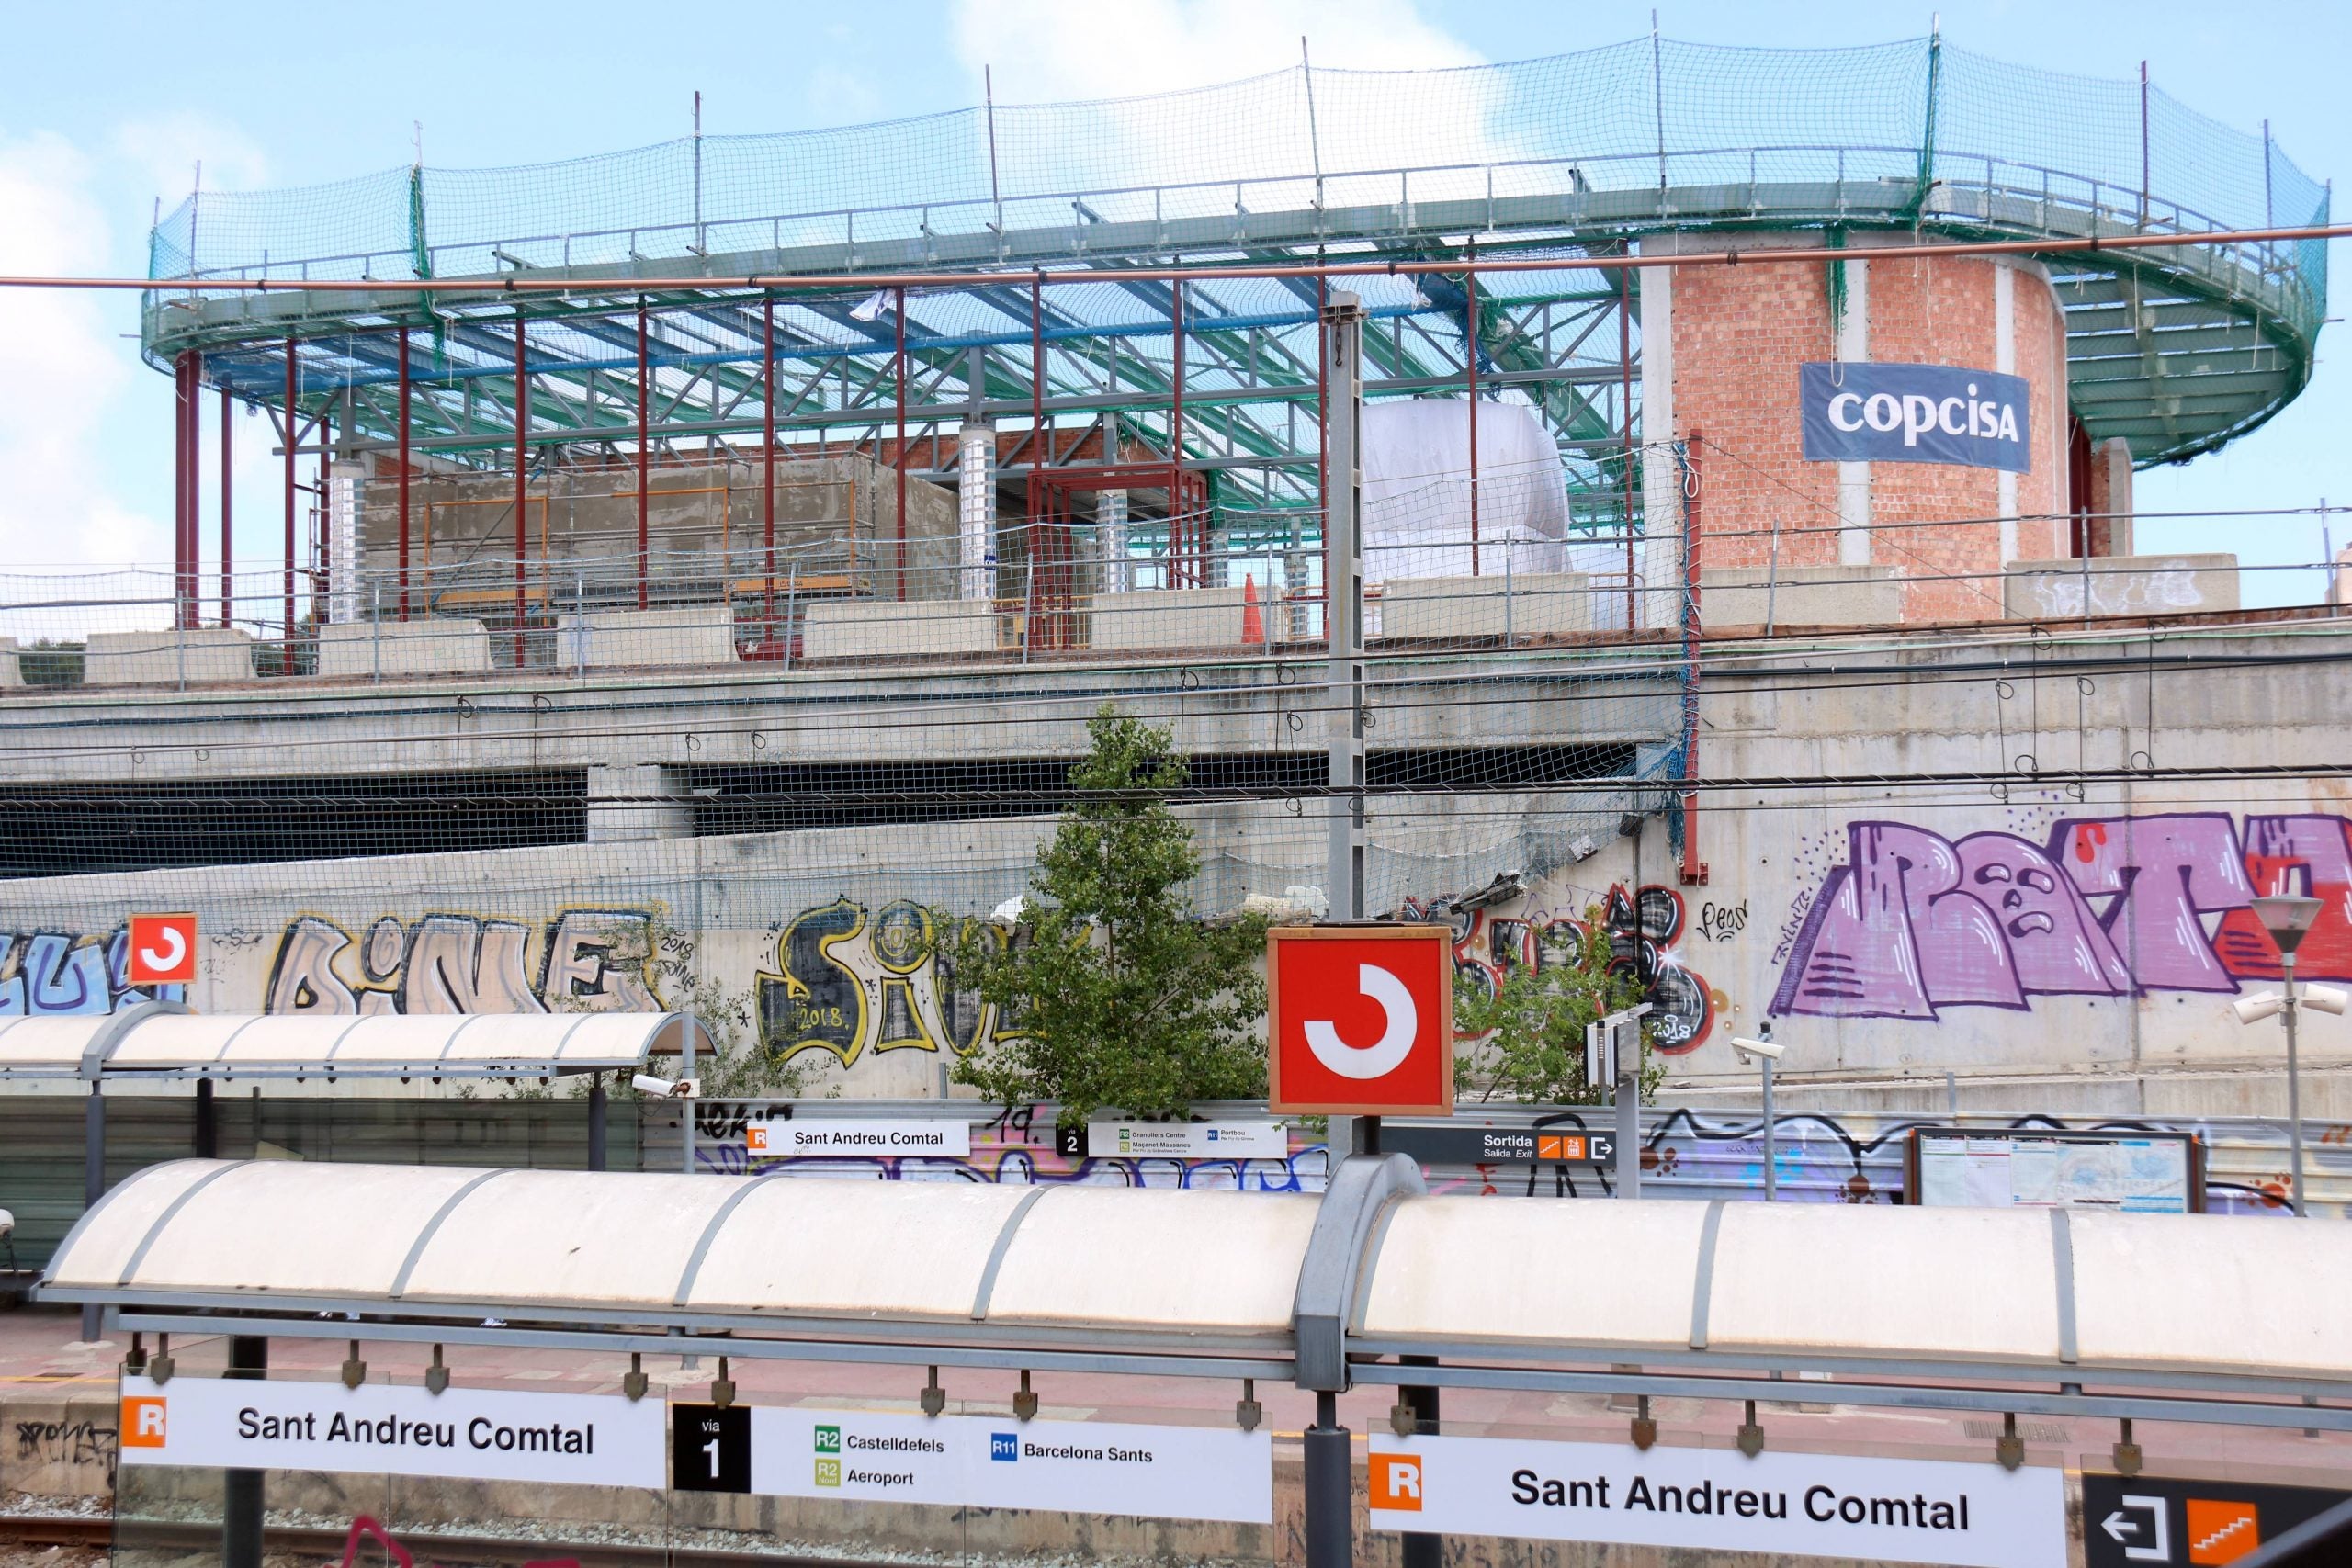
(139, 925, 187, 973)
(1305, 964, 1419, 1079)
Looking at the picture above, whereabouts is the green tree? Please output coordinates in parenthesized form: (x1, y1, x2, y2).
(944, 705, 1269, 1125)
(1453, 908, 1663, 1104)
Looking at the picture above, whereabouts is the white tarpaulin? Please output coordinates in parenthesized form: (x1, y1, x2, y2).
(1363, 399, 1568, 581)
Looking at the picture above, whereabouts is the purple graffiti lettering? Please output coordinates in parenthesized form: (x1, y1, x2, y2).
(2051, 813, 2251, 993)
(1951, 831, 2132, 996)
(1770, 823, 2022, 1020)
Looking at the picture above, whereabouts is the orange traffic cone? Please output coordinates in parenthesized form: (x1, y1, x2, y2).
(1241, 576, 1266, 645)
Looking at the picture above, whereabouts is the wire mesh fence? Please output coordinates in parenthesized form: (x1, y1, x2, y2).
(147, 37, 2326, 336)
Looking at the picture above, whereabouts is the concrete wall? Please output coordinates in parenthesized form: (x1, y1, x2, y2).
(2003, 553, 2239, 621)
(317, 617, 492, 678)
(83, 627, 254, 686)
(1381, 574, 1591, 641)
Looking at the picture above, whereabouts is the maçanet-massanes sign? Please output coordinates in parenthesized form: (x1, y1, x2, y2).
(1799, 362, 2032, 473)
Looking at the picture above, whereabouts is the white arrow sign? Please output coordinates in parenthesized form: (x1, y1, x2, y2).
(2104, 1496, 2169, 1561)
(1305, 963, 1418, 1079)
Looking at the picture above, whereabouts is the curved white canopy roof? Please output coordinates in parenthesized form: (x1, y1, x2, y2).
(0, 1008, 690, 1081)
(1353, 1194, 2352, 1383)
(45, 1160, 1320, 1347)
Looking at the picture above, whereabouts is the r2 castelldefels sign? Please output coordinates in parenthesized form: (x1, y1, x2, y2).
(1800, 362, 2032, 473)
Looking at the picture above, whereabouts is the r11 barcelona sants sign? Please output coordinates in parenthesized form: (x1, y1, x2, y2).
(1800, 362, 2031, 473)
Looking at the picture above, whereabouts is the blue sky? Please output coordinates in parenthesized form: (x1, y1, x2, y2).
(1, 0, 2342, 590)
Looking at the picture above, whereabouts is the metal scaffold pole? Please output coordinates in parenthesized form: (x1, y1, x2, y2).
(1323, 289, 1367, 921)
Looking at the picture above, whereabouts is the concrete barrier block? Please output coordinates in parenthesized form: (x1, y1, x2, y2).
(1701, 564, 1903, 628)
(0, 637, 20, 687)
(1381, 573, 1593, 640)
(803, 597, 998, 660)
(2004, 553, 2241, 620)
(83, 627, 255, 685)
(1089, 587, 1256, 650)
(560, 606, 740, 669)
(316, 617, 492, 678)
(0, 1396, 119, 1497)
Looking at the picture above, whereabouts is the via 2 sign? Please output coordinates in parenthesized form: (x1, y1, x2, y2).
(1266, 925, 1453, 1116)
(1800, 362, 2031, 473)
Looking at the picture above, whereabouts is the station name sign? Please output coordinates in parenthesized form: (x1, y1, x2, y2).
(1367, 1433, 2063, 1568)
(1800, 362, 2032, 473)
(745, 1118, 972, 1157)
(119, 1375, 665, 1490)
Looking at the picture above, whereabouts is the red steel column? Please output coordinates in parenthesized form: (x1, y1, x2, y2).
(173, 352, 193, 629)
(763, 294, 776, 644)
(282, 340, 297, 673)
(219, 383, 233, 628)
(397, 328, 412, 620)
(1465, 248, 1480, 578)
(1679, 431, 1705, 886)
(1030, 271, 1044, 610)
(1317, 271, 1329, 640)
(513, 314, 528, 667)
(894, 286, 908, 602)
(1620, 254, 1635, 632)
(1170, 280, 1187, 584)
(636, 299, 650, 610)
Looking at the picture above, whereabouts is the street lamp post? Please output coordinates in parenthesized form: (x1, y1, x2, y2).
(1730, 1026, 1784, 1201)
(2241, 895, 2330, 1217)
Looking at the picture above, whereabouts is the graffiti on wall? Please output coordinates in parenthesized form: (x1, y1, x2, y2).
(755, 897, 1014, 1066)
(0, 925, 183, 1014)
(1771, 812, 2352, 1020)
(265, 908, 663, 1015)
(1406, 882, 1719, 1053)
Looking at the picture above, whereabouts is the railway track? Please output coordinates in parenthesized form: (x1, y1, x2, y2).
(0, 1514, 900, 1568)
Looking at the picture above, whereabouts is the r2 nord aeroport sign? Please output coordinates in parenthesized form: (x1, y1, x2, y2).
(1800, 363, 2032, 473)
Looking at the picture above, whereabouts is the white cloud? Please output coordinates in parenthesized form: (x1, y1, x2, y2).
(0, 131, 167, 583)
(112, 113, 272, 204)
(952, 0, 1481, 98)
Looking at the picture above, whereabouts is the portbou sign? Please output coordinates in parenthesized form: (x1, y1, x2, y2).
(744, 1407, 1272, 1523)
(1367, 1434, 2063, 1568)
(117, 1375, 665, 1490)
(1800, 362, 2032, 474)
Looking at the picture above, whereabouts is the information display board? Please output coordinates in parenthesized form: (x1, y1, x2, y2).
(1364, 1432, 2064, 1568)
(1905, 1128, 2203, 1213)
(676, 1404, 1271, 1524)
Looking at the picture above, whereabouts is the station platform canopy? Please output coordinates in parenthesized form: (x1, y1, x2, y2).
(0, 1006, 691, 1083)
(39, 1155, 2352, 1432)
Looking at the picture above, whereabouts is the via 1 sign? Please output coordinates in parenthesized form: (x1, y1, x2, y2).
(1366, 1433, 2063, 1568)
(1266, 925, 1453, 1116)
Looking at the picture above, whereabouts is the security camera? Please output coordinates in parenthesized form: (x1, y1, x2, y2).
(632, 1074, 699, 1098)
(0, 1208, 13, 1242)
(1729, 1036, 1782, 1063)
(2302, 985, 2349, 1018)
(2233, 993, 2286, 1025)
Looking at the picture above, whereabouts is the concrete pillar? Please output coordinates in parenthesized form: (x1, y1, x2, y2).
(957, 422, 997, 601)
(2096, 436, 2134, 557)
(1098, 489, 1129, 594)
(587, 763, 694, 842)
(326, 461, 365, 625)
(1634, 241, 1679, 632)
(1835, 254, 1871, 566)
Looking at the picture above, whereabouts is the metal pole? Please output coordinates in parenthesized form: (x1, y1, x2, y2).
(1614, 1055, 1641, 1200)
(195, 1077, 217, 1160)
(587, 1075, 608, 1172)
(173, 353, 189, 630)
(1464, 243, 1479, 577)
(2139, 61, 2151, 230)
(682, 1019, 696, 1176)
(1620, 254, 1635, 633)
(1323, 291, 1367, 920)
(397, 329, 411, 621)
(1317, 268, 1329, 639)
(1302, 1389, 1352, 1568)
(637, 299, 650, 610)
(1171, 279, 1188, 584)
(895, 287, 909, 601)
(1399, 1356, 1442, 1568)
(220, 383, 234, 629)
(222, 1335, 267, 1568)
(1760, 1053, 1776, 1201)
(2284, 950, 2306, 1217)
(513, 313, 528, 668)
(763, 295, 777, 646)
(283, 339, 297, 675)
(81, 1084, 103, 1341)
